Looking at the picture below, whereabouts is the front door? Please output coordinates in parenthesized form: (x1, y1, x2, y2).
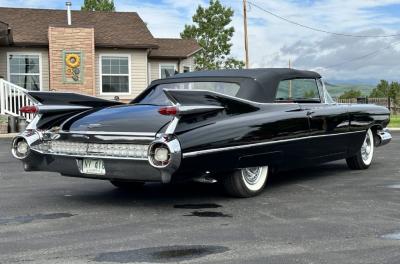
(300, 103, 350, 159)
(277, 78, 350, 161)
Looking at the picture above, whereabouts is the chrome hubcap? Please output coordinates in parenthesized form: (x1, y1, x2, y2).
(361, 132, 372, 162)
(242, 167, 262, 185)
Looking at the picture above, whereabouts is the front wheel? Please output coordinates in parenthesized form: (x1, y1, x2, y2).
(346, 128, 374, 170)
(222, 166, 269, 198)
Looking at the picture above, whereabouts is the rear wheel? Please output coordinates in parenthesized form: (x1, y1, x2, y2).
(223, 166, 268, 198)
(346, 128, 374, 170)
(110, 181, 145, 190)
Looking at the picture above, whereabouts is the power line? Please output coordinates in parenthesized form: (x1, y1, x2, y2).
(247, 1, 400, 38)
(324, 40, 400, 69)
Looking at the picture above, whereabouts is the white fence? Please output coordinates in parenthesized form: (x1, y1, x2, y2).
(0, 79, 38, 122)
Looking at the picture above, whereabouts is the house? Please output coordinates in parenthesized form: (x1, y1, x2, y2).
(0, 7, 201, 103)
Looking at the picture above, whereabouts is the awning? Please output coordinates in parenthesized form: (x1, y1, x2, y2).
(0, 21, 12, 46)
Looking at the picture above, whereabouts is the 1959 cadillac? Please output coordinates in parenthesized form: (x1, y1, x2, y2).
(12, 69, 392, 197)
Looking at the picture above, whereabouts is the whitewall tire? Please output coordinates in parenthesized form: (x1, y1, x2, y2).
(346, 128, 374, 170)
(223, 166, 269, 198)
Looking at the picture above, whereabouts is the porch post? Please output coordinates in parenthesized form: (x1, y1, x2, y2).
(0, 78, 4, 115)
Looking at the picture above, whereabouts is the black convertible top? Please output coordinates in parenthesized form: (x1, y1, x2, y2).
(147, 68, 321, 103)
(173, 68, 320, 81)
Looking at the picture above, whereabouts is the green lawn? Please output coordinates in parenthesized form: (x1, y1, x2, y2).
(389, 115, 400, 128)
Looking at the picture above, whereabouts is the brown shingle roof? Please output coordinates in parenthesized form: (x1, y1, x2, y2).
(149, 38, 202, 59)
(0, 7, 158, 48)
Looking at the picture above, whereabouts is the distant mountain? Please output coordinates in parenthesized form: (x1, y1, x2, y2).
(325, 82, 375, 98)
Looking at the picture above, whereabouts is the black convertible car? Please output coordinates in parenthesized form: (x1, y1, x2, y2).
(12, 68, 392, 197)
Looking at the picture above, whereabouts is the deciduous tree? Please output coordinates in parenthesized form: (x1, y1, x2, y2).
(181, 0, 244, 70)
(339, 89, 362, 99)
(81, 0, 115, 11)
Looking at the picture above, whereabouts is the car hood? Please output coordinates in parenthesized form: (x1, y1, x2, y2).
(64, 104, 173, 134)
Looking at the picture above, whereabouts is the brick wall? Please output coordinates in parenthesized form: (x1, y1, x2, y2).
(48, 26, 95, 95)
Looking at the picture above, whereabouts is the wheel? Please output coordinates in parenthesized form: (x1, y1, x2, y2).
(110, 181, 145, 190)
(346, 128, 374, 170)
(222, 166, 269, 198)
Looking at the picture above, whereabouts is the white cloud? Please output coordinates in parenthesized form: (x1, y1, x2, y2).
(1, 0, 399, 83)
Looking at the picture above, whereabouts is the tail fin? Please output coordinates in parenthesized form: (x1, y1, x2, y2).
(163, 89, 259, 114)
(24, 92, 123, 130)
(27, 91, 123, 108)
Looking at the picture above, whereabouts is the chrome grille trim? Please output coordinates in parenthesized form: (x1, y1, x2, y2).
(31, 141, 149, 160)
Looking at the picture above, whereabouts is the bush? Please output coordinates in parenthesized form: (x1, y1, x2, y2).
(0, 115, 8, 124)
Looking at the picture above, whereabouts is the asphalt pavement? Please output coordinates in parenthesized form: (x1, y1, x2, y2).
(0, 133, 399, 264)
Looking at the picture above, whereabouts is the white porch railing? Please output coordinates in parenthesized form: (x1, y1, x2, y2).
(0, 78, 38, 122)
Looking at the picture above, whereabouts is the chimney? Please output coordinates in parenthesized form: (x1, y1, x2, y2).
(66, 2, 72, 26)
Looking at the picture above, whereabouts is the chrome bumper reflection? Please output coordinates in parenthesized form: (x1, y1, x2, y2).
(376, 128, 392, 147)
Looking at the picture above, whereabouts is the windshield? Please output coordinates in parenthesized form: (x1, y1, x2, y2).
(136, 82, 241, 105)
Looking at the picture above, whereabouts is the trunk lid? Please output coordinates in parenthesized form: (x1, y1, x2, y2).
(64, 104, 172, 134)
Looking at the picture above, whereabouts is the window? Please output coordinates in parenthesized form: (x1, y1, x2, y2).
(276, 78, 320, 102)
(160, 64, 176, 79)
(317, 78, 335, 104)
(136, 82, 241, 105)
(183, 66, 191, 73)
(100, 55, 130, 94)
(8, 53, 41, 90)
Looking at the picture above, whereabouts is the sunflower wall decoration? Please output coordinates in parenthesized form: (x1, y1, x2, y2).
(62, 50, 84, 84)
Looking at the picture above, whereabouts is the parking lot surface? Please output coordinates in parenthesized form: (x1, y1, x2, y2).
(0, 133, 399, 264)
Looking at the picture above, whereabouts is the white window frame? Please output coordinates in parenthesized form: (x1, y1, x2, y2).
(7, 52, 43, 91)
(99, 53, 131, 96)
(159, 64, 177, 79)
(183, 66, 191, 73)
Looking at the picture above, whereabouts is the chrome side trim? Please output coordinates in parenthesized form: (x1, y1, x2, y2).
(183, 131, 365, 158)
(165, 117, 180, 135)
(58, 131, 157, 137)
(37, 105, 92, 113)
(94, 135, 155, 141)
(26, 114, 42, 130)
(178, 105, 225, 115)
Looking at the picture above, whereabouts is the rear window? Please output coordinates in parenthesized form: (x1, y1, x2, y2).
(276, 79, 320, 102)
(136, 82, 241, 105)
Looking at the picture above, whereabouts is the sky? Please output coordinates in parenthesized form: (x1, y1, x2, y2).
(1, 0, 400, 84)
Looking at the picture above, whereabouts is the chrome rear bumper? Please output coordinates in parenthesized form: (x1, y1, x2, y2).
(11, 130, 182, 183)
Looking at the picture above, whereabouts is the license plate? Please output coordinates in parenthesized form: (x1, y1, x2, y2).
(81, 159, 105, 175)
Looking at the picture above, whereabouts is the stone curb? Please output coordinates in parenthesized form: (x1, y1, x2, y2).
(0, 133, 18, 138)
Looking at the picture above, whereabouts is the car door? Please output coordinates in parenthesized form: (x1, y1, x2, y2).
(298, 78, 350, 160)
(273, 79, 319, 166)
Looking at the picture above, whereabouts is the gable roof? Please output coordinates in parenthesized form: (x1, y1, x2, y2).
(0, 7, 158, 48)
(149, 38, 202, 59)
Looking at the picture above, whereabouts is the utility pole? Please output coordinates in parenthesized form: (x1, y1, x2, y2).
(243, 0, 249, 69)
(288, 59, 292, 98)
